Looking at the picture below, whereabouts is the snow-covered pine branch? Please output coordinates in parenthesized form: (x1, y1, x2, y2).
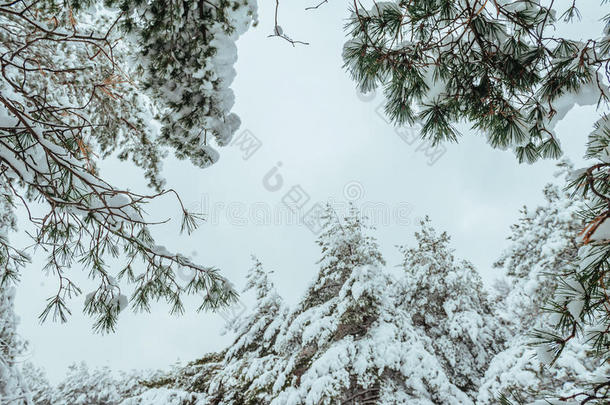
(0, 0, 256, 332)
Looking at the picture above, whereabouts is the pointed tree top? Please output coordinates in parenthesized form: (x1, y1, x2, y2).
(244, 255, 275, 301)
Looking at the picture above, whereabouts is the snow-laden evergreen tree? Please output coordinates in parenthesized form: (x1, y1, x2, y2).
(0, 286, 30, 404)
(223, 257, 287, 362)
(0, 0, 256, 331)
(343, 1, 610, 400)
(21, 363, 52, 405)
(493, 163, 584, 334)
(124, 257, 289, 404)
(21, 361, 167, 405)
(203, 257, 287, 403)
(477, 172, 608, 404)
(0, 181, 30, 404)
(267, 205, 397, 404)
(266, 206, 487, 403)
(298, 204, 386, 312)
(397, 217, 505, 399)
(51, 362, 123, 405)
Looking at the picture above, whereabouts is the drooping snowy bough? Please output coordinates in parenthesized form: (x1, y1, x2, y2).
(0, 0, 256, 331)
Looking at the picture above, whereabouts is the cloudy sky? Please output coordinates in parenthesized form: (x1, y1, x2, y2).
(13, 0, 602, 382)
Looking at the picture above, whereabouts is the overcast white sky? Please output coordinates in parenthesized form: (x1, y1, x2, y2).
(13, 0, 602, 383)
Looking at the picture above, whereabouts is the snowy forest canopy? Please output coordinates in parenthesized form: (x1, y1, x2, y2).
(15, 173, 606, 404)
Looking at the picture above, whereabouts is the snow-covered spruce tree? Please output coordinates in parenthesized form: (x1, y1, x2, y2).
(268, 205, 390, 403)
(0, 286, 30, 404)
(493, 163, 585, 334)
(299, 204, 386, 312)
(397, 217, 505, 399)
(131, 257, 289, 404)
(264, 206, 471, 404)
(50, 362, 123, 405)
(21, 363, 53, 405)
(0, 181, 30, 404)
(224, 256, 286, 360)
(21, 361, 168, 405)
(0, 0, 256, 331)
(202, 257, 287, 403)
(343, 1, 610, 401)
(477, 170, 607, 404)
